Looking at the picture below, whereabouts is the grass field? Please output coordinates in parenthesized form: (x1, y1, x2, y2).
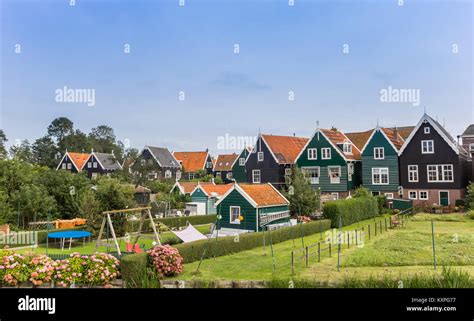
(173, 213, 474, 286)
(14, 224, 211, 255)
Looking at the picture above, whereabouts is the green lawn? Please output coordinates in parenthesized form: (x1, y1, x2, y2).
(15, 224, 211, 255)
(173, 213, 474, 285)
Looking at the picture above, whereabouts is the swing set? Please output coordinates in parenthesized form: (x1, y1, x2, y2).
(95, 207, 161, 256)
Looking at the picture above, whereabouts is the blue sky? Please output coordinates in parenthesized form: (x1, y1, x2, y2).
(1, 0, 472, 155)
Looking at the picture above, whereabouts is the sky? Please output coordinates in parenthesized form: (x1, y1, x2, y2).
(1, 0, 473, 156)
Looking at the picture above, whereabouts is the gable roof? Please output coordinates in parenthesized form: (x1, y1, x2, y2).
(387, 126, 415, 140)
(215, 183, 289, 208)
(359, 127, 406, 154)
(319, 129, 361, 161)
(147, 146, 181, 168)
(171, 181, 214, 194)
(345, 130, 373, 150)
(462, 124, 474, 136)
(173, 151, 209, 172)
(194, 183, 234, 197)
(398, 114, 467, 156)
(91, 152, 122, 171)
(260, 134, 309, 164)
(213, 154, 239, 171)
(57, 152, 90, 171)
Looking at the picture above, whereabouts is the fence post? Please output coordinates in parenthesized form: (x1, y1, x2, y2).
(384, 218, 387, 231)
(291, 251, 295, 275)
(347, 232, 350, 248)
(355, 229, 358, 246)
(375, 222, 377, 237)
(329, 242, 332, 257)
(368, 224, 371, 240)
(380, 221, 383, 234)
(337, 242, 341, 272)
(305, 246, 309, 268)
(431, 220, 436, 270)
(318, 242, 321, 262)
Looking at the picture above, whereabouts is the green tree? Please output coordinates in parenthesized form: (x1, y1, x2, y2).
(283, 167, 319, 216)
(9, 140, 33, 162)
(0, 190, 14, 225)
(11, 185, 56, 228)
(465, 183, 474, 209)
(0, 130, 8, 159)
(32, 136, 59, 168)
(47, 117, 74, 143)
(59, 129, 92, 153)
(353, 186, 372, 198)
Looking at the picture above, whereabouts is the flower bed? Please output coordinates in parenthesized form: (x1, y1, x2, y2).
(148, 245, 183, 278)
(0, 250, 120, 288)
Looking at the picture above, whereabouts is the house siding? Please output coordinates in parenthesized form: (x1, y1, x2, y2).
(232, 149, 250, 183)
(216, 189, 257, 231)
(245, 137, 282, 185)
(132, 149, 180, 180)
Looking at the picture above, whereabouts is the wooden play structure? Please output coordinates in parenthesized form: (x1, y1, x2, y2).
(95, 207, 161, 256)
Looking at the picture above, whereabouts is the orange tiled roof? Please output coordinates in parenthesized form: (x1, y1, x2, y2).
(200, 183, 234, 197)
(381, 128, 405, 150)
(261, 134, 309, 164)
(214, 154, 239, 171)
(320, 129, 361, 160)
(387, 126, 415, 140)
(68, 152, 90, 170)
(177, 181, 214, 194)
(173, 151, 208, 172)
(238, 183, 288, 207)
(345, 130, 373, 150)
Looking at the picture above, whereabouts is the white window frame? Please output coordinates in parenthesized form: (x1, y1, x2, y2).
(302, 166, 320, 184)
(285, 168, 292, 176)
(140, 159, 146, 166)
(424, 127, 430, 134)
(331, 192, 339, 200)
(307, 148, 317, 160)
(426, 164, 454, 183)
(189, 173, 195, 180)
(374, 147, 385, 160)
(343, 143, 352, 154)
(421, 140, 434, 154)
(252, 169, 261, 183)
(206, 161, 213, 169)
(372, 167, 389, 185)
(384, 193, 394, 199)
(165, 170, 172, 179)
(408, 165, 419, 182)
(67, 163, 72, 170)
(408, 191, 417, 200)
(321, 148, 331, 160)
(226, 172, 232, 180)
(419, 191, 429, 200)
(347, 163, 354, 182)
(93, 162, 98, 168)
(62, 163, 66, 169)
(229, 206, 241, 224)
(328, 166, 341, 184)
(257, 152, 264, 162)
(239, 158, 245, 166)
(176, 170, 181, 180)
(87, 162, 92, 168)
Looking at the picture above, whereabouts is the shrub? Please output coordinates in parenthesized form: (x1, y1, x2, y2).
(376, 195, 386, 214)
(323, 197, 378, 228)
(353, 187, 371, 198)
(29, 254, 55, 286)
(121, 253, 148, 288)
(455, 199, 465, 207)
(148, 245, 183, 278)
(1, 253, 30, 286)
(297, 216, 311, 223)
(469, 211, 474, 220)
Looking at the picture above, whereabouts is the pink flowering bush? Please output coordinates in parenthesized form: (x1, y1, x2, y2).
(1, 253, 31, 286)
(29, 255, 55, 286)
(147, 245, 183, 278)
(84, 253, 120, 286)
(54, 253, 88, 287)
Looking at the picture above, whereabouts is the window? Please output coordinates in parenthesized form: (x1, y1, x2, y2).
(148, 159, 153, 165)
(215, 172, 221, 178)
(141, 159, 146, 166)
(328, 166, 341, 184)
(372, 191, 380, 196)
(252, 170, 261, 183)
(206, 162, 213, 169)
(322, 148, 331, 160)
(165, 170, 172, 179)
(408, 165, 418, 182)
(427, 164, 454, 182)
(62, 163, 66, 169)
(374, 147, 384, 159)
(91, 173, 98, 179)
(93, 162, 98, 168)
(343, 143, 352, 154)
(219, 162, 223, 166)
(408, 191, 417, 200)
(347, 163, 354, 182)
(285, 168, 292, 176)
(87, 162, 92, 168)
(385, 193, 394, 199)
(424, 127, 430, 134)
(302, 167, 320, 184)
(176, 170, 181, 180)
(257, 152, 264, 162)
(307, 148, 317, 160)
(421, 140, 434, 154)
(372, 168, 389, 185)
(189, 173, 195, 180)
(230, 206, 241, 224)
(148, 172, 157, 180)
(67, 163, 72, 170)
(239, 158, 245, 166)
(419, 191, 428, 200)
(470, 144, 474, 152)
(226, 172, 233, 180)
(331, 193, 339, 200)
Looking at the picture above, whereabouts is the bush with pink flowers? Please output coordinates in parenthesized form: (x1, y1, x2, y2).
(1, 252, 31, 286)
(85, 253, 120, 286)
(147, 245, 183, 278)
(29, 255, 55, 286)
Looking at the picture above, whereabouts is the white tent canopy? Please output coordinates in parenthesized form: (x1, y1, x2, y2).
(171, 223, 207, 243)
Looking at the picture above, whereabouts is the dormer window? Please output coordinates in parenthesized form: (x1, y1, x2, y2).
(257, 152, 264, 162)
(424, 127, 430, 134)
(343, 143, 352, 154)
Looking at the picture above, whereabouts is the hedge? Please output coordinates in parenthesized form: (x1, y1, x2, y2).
(121, 253, 149, 288)
(133, 215, 217, 233)
(323, 197, 379, 228)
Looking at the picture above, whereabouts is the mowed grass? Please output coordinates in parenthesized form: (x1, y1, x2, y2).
(15, 224, 211, 255)
(174, 213, 474, 285)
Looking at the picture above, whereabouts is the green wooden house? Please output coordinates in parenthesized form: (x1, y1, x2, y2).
(359, 127, 406, 198)
(295, 128, 362, 198)
(231, 147, 252, 183)
(215, 183, 290, 232)
(189, 183, 234, 215)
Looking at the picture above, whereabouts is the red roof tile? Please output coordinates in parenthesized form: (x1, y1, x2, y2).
(173, 151, 209, 172)
(261, 134, 309, 164)
(199, 183, 234, 197)
(68, 152, 90, 170)
(381, 127, 405, 150)
(213, 154, 239, 171)
(238, 183, 288, 207)
(320, 129, 361, 160)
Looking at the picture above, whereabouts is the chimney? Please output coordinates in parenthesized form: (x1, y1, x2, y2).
(393, 126, 399, 142)
(205, 148, 209, 153)
(293, 132, 296, 137)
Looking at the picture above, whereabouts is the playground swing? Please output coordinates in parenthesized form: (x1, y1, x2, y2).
(95, 207, 161, 256)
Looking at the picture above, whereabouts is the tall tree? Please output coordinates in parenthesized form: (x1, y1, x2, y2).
(59, 129, 92, 153)
(0, 130, 8, 159)
(9, 140, 33, 162)
(47, 117, 74, 143)
(283, 167, 320, 216)
(32, 136, 59, 168)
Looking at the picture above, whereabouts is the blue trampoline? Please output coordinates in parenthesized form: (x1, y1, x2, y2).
(47, 230, 92, 250)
